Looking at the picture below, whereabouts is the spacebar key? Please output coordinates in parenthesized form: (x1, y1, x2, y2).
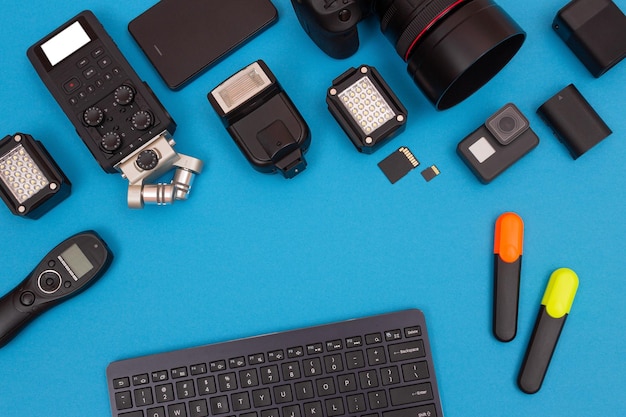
(383, 404, 437, 417)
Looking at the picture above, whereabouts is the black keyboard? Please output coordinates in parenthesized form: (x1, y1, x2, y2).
(106, 309, 444, 417)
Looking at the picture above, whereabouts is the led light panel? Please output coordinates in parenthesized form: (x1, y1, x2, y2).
(338, 76, 396, 135)
(327, 65, 407, 153)
(0, 133, 71, 219)
(0, 144, 50, 203)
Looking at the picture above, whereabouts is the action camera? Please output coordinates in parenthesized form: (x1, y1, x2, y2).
(291, 0, 526, 110)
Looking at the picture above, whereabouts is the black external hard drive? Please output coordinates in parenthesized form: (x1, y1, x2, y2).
(128, 0, 278, 90)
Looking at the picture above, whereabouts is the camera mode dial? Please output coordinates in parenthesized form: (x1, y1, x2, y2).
(83, 107, 104, 127)
(114, 85, 135, 106)
(131, 110, 153, 131)
(135, 149, 159, 171)
(101, 132, 122, 152)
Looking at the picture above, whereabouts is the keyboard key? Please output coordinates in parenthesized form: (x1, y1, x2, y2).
(171, 367, 188, 378)
(325, 397, 344, 416)
(389, 383, 433, 406)
(346, 394, 366, 413)
(189, 399, 208, 417)
(388, 340, 425, 363)
(155, 384, 174, 403)
(382, 404, 438, 417)
(283, 405, 301, 417)
(176, 380, 195, 399)
(368, 390, 388, 409)
(113, 377, 130, 389)
(303, 401, 322, 417)
(134, 387, 154, 406)
(306, 343, 323, 354)
(273, 384, 293, 403)
(229, 357, 246, 368)
(268, 350, 284, 361)
(359, 370, 379, 389)
(260, 365, 280, 384)
(261, 408, 279, 417)
(365, 333, 383, 344)
(249, 353, 265, 364)
(133, 374, 150, 385)
(345, 351, 365, 370)
(324, 354, 344, 373)
(218, 372, 237, 391)
(209, 396, 229, 414)
(337, 374, 357, 393)
(120, 412, 143, 417)
(367, 347, 387, 365)
(326, 340, 342, 351)
(190, 364, 207, 375)
(152, 370, 168, 382)
(404, 326, 421, 338)
(167, 403, 187, 417)
(282, 362, 301, 380)
(147, 406, 166, 417)
(231, 392, 251, 411)
(385, 329, 402, 341)
(240, 369, 259, 387)
(252, 388, 271, 407)
(210, 360, 227, 372)
(197, 376, 216, 395)
(115, 391, 133, 410)
(401, 362, 429, 382)
(381, 366, 401, 385)
(316, 377, 335, 396)
(345, 336, 362, 348)
(294, 381, 315, 400)
(303, 358, 322, 377)
(287, 346, 304, 358)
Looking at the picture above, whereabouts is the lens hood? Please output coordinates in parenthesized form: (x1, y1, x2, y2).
(406, 0, 525, 110)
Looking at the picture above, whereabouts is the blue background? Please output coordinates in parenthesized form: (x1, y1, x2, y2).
(1, 0, 625, 416)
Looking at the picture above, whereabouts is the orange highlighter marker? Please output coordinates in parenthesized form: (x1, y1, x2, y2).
(493, 212, 524, 342)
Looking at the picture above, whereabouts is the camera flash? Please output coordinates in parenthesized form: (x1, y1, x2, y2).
(211, 62, 273, 114)
(327, 65, 407, 153)
(0, 133, 71, 219)
(208, 60, 310, 179)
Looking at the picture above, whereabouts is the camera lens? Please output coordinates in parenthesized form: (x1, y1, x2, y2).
(486, 103, 529, 145)
(374, 0, 526, 110)
(499, 116, 517, 133)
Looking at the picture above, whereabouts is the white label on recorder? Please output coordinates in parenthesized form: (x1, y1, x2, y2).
(41, 21, 91, 66)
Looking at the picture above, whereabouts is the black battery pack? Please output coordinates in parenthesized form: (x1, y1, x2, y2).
(537, 84, 611, 159)
(553, 0, 626, 77)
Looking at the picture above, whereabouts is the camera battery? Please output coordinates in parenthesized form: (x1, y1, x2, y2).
(553, 0, 626, 77)
(537, 84, 611, 159)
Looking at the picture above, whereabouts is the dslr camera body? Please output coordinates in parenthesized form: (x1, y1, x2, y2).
(291, 0, 526, 110)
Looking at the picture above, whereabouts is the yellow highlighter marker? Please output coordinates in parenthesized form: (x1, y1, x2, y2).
(518, 268, 579, 394)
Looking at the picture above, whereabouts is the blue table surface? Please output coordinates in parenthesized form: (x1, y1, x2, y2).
(1, 0, 625, 416)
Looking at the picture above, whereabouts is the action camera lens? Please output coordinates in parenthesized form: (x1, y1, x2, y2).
(499, 116, 517, 133)
(375, 0, 525, 110)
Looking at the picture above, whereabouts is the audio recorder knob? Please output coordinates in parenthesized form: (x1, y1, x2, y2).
(114, 85, 135, 105)
(83, 107, 104, 127)
(131, 110, 153, 131)
(135, 149, 159, 171)
(101, 132, 122, 152)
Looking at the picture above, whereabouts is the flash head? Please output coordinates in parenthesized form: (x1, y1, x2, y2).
(0, 133, 71, 219)
(327, 65, 407, 153)
(208, 60, 311, 179)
